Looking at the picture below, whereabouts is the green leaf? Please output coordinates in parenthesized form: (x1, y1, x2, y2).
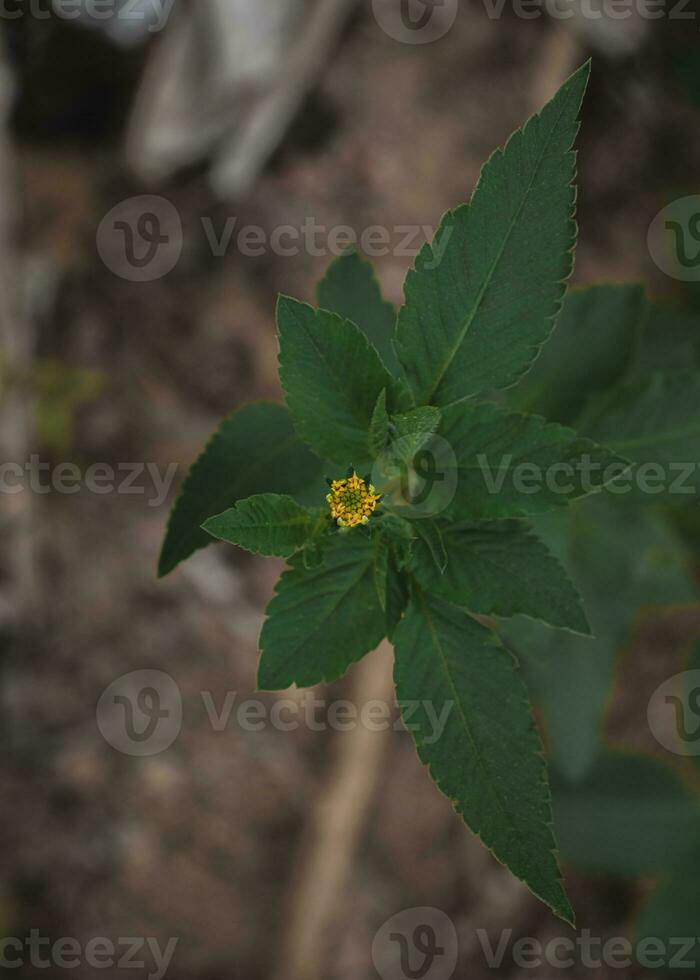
(394, 592, 573, 924)
(368, 389, 390, 459)
(412, 520, 590, 635)
(385, 547, 409, 639)
(316, 249, 399, 374)
(580, 371, 700, 499)
(502, 497, 696, 781)
(685, 644, 700, 779)
(631, 300, 700, 378)
(158, 402, 321, 577)
(394, 62, 590, 408)
(667, 501, 700, 563)
(412, 519, 447, 575)
(634, 868, 700, 973)
(670, 44, 700, 109)
(552, 751, 700, 876)
(277, 296, 395, 469)
(508, 284, 644, 424)
(202, 494, 319, 557)
(258, 533, 385, 690)
(373, 534, 389, 611)
(441, 399, 625, 520)
(303, 543, 324, 569)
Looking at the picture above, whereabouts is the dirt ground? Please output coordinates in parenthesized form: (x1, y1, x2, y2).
(3, 4, 700, 978)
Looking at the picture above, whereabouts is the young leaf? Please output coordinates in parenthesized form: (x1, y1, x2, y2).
(368, 389, 390, 458)
(441, 399, 625, 520)
(507, 284, 644, 424)
(316, 249, 399, 373)
(202, 494, 319, 558)
(258, 534, 385, 690)
(394, 62, 590, 408)
(277, 296, 395, 468)
(392, 406, 441, 442)
(411, 520, 590, 635)
(158, 402, 321, 577)
(390, 406, 442, 463)
(374, 511, 416, 543)
(579, 370, 700, 498)
(394, 592, 573, 924)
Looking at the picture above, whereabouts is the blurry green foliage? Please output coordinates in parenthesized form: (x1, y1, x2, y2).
(32, 358, 103, 454)
(0, 352, 103, 454)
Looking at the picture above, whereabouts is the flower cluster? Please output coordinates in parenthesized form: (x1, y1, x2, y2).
(326, 471, 381, 528)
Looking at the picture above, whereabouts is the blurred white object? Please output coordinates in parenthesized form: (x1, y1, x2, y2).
(544, 0, 648, 56)
(51, 0, 174, 47)
(126, 0, 357, 198)
(126, 0, 300, 179)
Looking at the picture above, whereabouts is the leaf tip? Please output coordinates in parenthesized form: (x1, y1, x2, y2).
(156, 531, 179, 578)
(200, 515, 220, 538)
(275, 291, 297, 322)
(567, 58, 592, 103)
(557, 900, 576, 930)
(156, 552, 172, 579)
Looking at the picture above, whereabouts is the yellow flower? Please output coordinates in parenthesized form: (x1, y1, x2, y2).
(326, 471, 381, 528)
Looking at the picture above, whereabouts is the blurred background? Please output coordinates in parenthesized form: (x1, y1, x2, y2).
(3, 1, 700, 978)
